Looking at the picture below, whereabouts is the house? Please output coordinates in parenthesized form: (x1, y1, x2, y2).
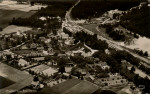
(95, 61, 110, 70)
(42, 67, 57, 76)
(32, 57, 45, 62)
(39, 37, 46, 42)
(86, 75, 95, 82)
(37, 46, 44, 51)
(2, 51, 14, 60)
(78, 69, 87, 76)
(65, 63, 74, 67)
(21, 45, 29, 50)
(18, 58, 29, 67)
(30, 43, 38, 49)
(43, 50, 49, 55)
(105, 49, 110, 55)
(114, 25, 130, 34)
(44, 39, 51, 44)
(47, 47, 54, 54)
(107, 9, 123, 19)
(59, 32, 69, 39)
(65, 67, 72, 73)
(66, 51, 74, 56)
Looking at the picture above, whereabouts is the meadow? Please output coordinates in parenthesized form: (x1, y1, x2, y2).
(0, 9, 36, 29)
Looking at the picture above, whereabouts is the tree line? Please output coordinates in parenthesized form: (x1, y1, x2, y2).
(120, 3, 150, 38)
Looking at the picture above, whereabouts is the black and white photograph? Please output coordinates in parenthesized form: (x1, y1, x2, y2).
(0, 0, 150, 94)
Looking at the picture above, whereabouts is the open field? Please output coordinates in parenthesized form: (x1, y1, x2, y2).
(0, 62, 31, 82)
(0, 76, 15, 89)
(0, 25, 32, 34)
(0, 0, 46, 29)
(126, 36, 150, 54)
(82, 24, 112, 40)
(0, 62, 33, 94)
(0, 9, 36, 29)
(0, 1, 46, 12)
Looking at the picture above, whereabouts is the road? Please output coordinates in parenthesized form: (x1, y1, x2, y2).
(65, 0, 80, 22)
(65, 0, 150, 77)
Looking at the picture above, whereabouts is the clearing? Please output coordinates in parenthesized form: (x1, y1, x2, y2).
(0, 9, 36, 29)
(0, 25, 32, 34)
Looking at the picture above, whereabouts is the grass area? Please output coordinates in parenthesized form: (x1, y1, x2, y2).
(0, 76, 15, 89)
(39, 78, 82, 94)
(39, 79, 99, 94)
(0, 9, 36, 29)
(0, 25, 32, 34)
(82, 24, 112, 40)
(51, 78, 82, 94)
(0, 62, 31, 82)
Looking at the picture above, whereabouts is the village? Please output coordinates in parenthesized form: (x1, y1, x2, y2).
(0, 14, 143, 94)
(0, 0, 150, 94)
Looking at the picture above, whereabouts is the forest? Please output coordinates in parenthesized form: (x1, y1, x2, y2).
(120, 3, 150, 38)
(9, 1, 75, 28)
(71, 0, 144, 19)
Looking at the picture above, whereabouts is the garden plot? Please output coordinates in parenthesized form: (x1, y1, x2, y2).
(42, 67, 57, 76)
(30, 64, 49, 74)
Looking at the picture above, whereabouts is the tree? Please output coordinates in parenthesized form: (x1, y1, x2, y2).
(143, 51, 148, 57)
(130, 66, 135, 73)
(22, 35, 26, 42)
(139, 50, 144, 56)
(33, 76, 39, 82)
(0, 45, 2, 51)
(69, 75, 72, 79)
(59, 66, 65, 74)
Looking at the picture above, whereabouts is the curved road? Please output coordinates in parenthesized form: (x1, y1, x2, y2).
(65, 0, 150, 75)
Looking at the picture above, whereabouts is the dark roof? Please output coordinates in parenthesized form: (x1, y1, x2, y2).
(38, 78, 99, 94)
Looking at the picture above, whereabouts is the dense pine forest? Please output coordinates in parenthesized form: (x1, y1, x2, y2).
(120, 4, 150, 38)
(71, 0, 145, 19)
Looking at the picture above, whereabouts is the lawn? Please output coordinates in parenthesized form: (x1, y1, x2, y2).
(82, 24, 112, 40)
(0, 76, 15, 89)
(0, 9, 36, 29)
(0, 25, 32, 34)
(0, 62, 31, 82)
(39, 78, 99, 94)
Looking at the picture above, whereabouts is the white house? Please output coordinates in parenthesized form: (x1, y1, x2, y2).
(18, 58, 29, 67)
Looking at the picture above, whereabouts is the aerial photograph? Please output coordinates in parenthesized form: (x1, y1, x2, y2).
(0, 0, 150, 94)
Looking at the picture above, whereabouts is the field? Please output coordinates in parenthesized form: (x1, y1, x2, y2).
(0, 9, 36, 29)
(0, 25, 32, 34)
(0, 76, 15, 89)
(82, 24, 112, 40)
(0, 62, 33, 94)
(39, 78, 99, 94)
(126, 36, 150, 54)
